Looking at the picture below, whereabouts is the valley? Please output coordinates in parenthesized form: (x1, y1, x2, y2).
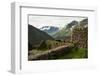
(28, 18, 88, 60)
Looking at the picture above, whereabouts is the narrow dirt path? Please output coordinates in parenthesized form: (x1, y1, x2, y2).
(28, 44, 71, 60)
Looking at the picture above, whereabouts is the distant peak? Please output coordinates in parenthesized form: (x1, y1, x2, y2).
(40, 26, 59, 31)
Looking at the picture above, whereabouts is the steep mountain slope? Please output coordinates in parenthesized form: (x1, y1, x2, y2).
(80, 18, 88, 27)
(53, 21, 78, 40)
(66, 20, 78, 29)
(28, 24, 54, 46)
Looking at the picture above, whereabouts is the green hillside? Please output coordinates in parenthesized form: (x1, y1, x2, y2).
(28, 24, 54, 50)
(53, 27, 71, 40)
(53, 21, 78, 40)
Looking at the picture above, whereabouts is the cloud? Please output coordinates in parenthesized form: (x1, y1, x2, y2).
(29, 15, 86, 29)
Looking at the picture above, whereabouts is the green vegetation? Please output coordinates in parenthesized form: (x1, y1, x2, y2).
(53, 20, 78, 40)
(29, 42, 87, 60)
(58, 48, 88, 59)
(37, 40, 66, 51)
(28, 24, 54, 48)
(53, 27, 71, 40)
(47, 41, 88, 59)
(28, 18, 88, 60)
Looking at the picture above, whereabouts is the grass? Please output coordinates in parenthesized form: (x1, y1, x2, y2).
(58, 48, 88, 59)
(37, 40, 66, 51)
(29, 40, 88, 60)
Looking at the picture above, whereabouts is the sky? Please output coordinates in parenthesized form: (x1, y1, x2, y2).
(29, 15, 87, 29)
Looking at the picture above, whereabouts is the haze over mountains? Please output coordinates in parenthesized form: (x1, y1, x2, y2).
(38, 20, 79, 39)
(39, 19, 87, 40)
(53, 20, 79, 40)
(40, 26, 59, 36)
(28, 18, 88, 49)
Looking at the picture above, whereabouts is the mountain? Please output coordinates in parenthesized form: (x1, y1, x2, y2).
(66, 21, 78, 29)
(52, 27, 71, 40)
(80, 18, 88, 27)
(28, 24, 54, 47)
(40, 26, 59, 36)
(53, 21, 78, 40)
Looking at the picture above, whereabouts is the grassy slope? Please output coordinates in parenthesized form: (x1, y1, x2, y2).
(57, 48, 88, 59)
(30, 40, 88, 59)
(37, 40, 66, 51)
(53, 27, 71, 39)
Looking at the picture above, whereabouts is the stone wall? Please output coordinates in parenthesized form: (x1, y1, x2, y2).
(28, 45, 73, 60)
(72, 27, 88, 48)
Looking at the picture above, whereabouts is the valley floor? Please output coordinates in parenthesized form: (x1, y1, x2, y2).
(28, 44, 87, 61)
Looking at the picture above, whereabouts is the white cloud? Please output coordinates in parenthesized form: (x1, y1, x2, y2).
(29, 15, 86, 29)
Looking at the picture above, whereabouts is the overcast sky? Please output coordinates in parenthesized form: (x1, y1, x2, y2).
(29, 15, 86, 29)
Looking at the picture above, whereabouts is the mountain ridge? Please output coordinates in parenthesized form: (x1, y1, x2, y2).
(28, 24, 54, 47)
